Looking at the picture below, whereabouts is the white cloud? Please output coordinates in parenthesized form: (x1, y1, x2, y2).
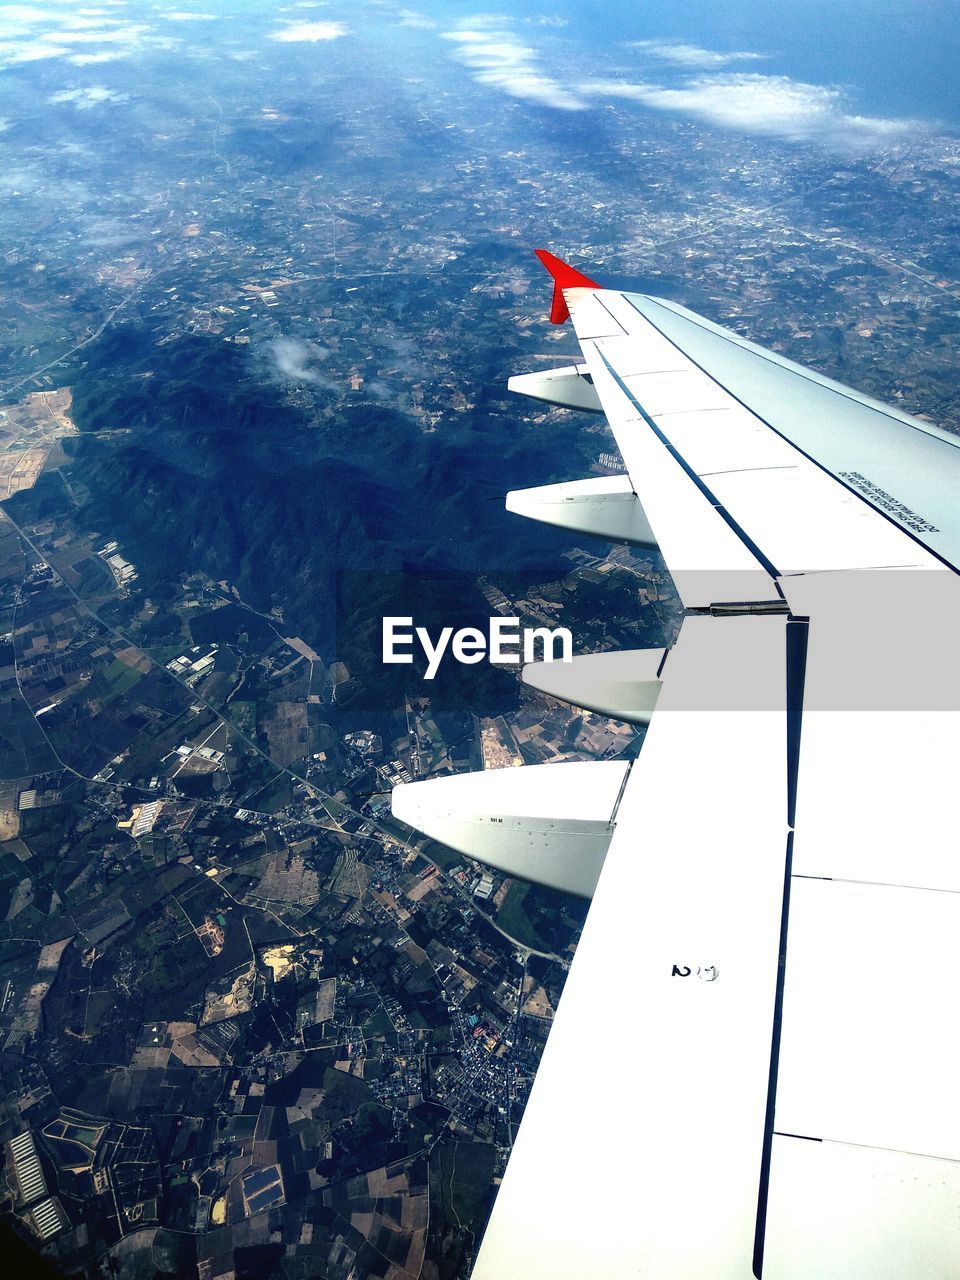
(628, 40, 765, 70)
(436, 21, 921, 144)
(0, 6, 56, 22)
(158, 10, 218, 20)
(270, 20, 348, 43)
(397, 9, 435, 29)
(48, 84, 128, 107)
(59, 14, 126, 30)
(67, 48, 129, 63)
(441, 19, 585, 111)
(268, 338, 341, 394)
(581, 72, 921, 148)
(0, 16, 43, 42)
(0, 12, 181, 65)
(42, 24, 151, 44)
(2, 37, 68, 60)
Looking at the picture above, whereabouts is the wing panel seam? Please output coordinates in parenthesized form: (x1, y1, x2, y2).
(594, 347, 782, 579)
(629, 295, 960, 452)
(620, 293, 960, 576)
(754, 617, 807, 1278)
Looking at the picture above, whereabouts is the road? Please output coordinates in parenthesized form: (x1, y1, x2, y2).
(1, 506, 574, 964)
(3, 289, 140, 399)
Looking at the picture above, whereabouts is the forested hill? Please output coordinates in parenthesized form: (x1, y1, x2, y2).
(57, 323, 589, 655)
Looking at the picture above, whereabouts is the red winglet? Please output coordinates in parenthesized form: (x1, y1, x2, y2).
(534, 248, 600, 325)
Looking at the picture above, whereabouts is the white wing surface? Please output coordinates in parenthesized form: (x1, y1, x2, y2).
(396, 251, 960, 1278)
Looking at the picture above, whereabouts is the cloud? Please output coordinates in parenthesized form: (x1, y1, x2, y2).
(0, 11, 181, 66)
(628, 40, 765, 70)
(40, 25, 152, 44)
(68, 48, 129, 63)
(581, 72, 919, 148)
(158, 11, 219, 20)
(268, 338, 341, 393)
(577, 39, 926, 148)
(586, 72, 926, 148)
(59, 13, 126, 30)
(48, 84, 128, 108)
(2, 37, 69, 60)
(364, 379, 394, 401)
(397, 9, 435, 29)
(270, 20, 348, 43)
(441, 19, 585, 111)
(0, 5, 56, 23)
(435, 21, 922, 145)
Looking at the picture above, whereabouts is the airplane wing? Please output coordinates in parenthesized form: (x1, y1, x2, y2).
(394, 251, 960, 1278)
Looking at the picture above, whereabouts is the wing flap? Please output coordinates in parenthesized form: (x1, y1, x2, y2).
(762, 1138, 960, 1279)
(473, 614, 791, 1280)
(775, 876, 960, 1161)
(706, 465, 928, 573)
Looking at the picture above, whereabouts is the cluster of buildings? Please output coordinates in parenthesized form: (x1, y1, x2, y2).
(165, 644, 219, 685)
(6, 1130, 67, 1242)
(97, 542, 138, 589)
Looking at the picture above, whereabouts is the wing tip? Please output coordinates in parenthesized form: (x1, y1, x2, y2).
(534, 248, 600, 325)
